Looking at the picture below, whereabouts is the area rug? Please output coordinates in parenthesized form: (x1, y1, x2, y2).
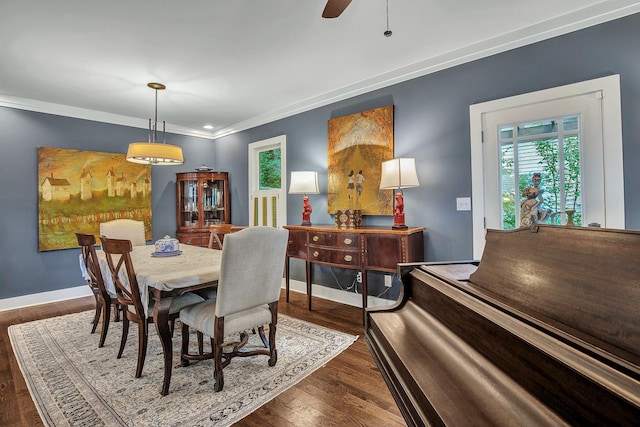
(9, 311, 357, 426)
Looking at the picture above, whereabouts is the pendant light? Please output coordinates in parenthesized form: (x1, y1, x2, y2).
(126, 82, 184, 165)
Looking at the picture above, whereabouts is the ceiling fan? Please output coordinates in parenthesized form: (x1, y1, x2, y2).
(322, 0, 352, 18)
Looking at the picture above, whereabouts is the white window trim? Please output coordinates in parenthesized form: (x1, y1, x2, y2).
(470, 75, 624, 259)
(248, 135, 287, 227)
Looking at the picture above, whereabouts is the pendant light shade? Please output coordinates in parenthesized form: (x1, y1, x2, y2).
(126, 142, 184, 165)
(126, 82, 184, 165)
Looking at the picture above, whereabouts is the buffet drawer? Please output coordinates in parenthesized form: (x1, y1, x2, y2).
(309, 232, 360, 248)
(309, 247, 361, 267)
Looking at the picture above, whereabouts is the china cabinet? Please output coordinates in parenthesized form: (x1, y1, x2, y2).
(175, 171, 229, 247)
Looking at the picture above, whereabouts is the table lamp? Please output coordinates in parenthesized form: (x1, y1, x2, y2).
(289, 171, 320, 226)
(379, 158, 420, 229)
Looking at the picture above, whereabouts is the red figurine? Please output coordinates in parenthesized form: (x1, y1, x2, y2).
(302, 196, 313, 226)
(393, 192, 407, 229)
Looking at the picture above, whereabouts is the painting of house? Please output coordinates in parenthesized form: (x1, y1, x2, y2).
(106, 168, 115, 197)
(115, 172, 127, 197)
(37, 147, 152, 251)
(41, 174, 71, 201)
(79, 168, 92, 200)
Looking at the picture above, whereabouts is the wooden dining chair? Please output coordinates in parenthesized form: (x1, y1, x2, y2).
(100, 236, 204, 378)
(100, 219, 146, 246)
(76, 232, 120, 348)
(180, 226, 289, 391)
(207, 223, 234, 250)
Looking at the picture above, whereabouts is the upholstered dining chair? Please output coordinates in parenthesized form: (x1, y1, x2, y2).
(207, 223, 234, 250)
(100, 219, 146, 246)
(76, 232, 120, 348)
(100, 236, 204, 379)
(180, 226, 289, 392)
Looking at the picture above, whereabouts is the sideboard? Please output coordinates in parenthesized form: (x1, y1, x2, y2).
(283, 225, 425, 322)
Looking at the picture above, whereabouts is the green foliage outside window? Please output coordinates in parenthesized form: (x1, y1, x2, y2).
(501, 136, 581, 229)
(258, 148, 281, 190)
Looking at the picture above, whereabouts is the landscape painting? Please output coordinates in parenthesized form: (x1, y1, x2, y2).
(327, 105, 394, 215)
(38, 147, 152, 251)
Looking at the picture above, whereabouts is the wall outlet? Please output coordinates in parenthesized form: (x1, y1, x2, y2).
(384, 275, 393, 287)
(356, 272, 363, 283)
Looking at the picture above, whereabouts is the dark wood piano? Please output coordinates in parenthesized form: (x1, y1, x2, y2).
(365, 224, 640, 426)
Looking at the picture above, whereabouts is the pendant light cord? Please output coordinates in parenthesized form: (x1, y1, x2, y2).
(384, 0, 392, 37)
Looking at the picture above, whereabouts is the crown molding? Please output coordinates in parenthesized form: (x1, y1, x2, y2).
(2, 0, 639, 141)
(0, 94, 216, 140)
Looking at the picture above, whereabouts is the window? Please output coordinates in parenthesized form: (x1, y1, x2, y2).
(258, 147, 281, 190)
(248, 135, 287, 228)
(500, 117, 582, 228)
(470, 75, 624, 259)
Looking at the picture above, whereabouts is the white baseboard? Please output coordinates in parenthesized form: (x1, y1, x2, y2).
(0, 279, 394, 313)
(284, 279, 395, 308)
(0, 285, 93, 312)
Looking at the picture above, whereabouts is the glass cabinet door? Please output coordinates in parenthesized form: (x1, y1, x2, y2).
(179, 179, 199, 227)
(203, 178, 226, 225)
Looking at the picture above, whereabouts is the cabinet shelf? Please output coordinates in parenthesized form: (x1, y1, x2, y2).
(176, 171, 230, 247)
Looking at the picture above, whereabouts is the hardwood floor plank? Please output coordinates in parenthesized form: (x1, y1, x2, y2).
(0, 291, 405, 426)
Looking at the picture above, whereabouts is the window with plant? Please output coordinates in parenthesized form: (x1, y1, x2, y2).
(499, 117, 582, 229)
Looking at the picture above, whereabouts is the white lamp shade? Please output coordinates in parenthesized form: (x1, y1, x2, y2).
(126, 142, 184, 165)
(289, 171, 319, 194)
(379, 158, 420, 189)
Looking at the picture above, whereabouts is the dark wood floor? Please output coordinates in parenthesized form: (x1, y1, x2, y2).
(0, 290, 405, 426)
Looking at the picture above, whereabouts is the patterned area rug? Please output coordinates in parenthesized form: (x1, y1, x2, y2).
(9, 311, 357, 426)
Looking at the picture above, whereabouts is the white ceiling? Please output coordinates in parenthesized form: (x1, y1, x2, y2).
(1, 0, 639, 139)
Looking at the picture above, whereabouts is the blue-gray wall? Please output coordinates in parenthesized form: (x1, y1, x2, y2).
(1, 13, 639, 301)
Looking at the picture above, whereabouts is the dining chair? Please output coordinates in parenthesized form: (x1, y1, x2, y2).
(76, 232, 120, 348)
(207, 223, 234, 250)
(100, 236, 204, 379)
(99, 219, 146, 246)
(180, 226, 289, 391)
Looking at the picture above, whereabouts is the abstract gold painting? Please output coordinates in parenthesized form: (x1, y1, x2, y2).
(327, 105, 394, 215)
(38, 147, 152, 251)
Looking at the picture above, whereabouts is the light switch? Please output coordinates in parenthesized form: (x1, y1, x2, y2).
(456, 197, 471, 211)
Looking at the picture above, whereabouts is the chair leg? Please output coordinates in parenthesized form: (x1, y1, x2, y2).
(135, 320, 148, 378)
(214, 320, 224, 392)
(197, 331, 204, 355)
(98, 300, 111, 348)
(91, 294, 102, 334)
(268, 323, 277, 367)
(118, 316, 129, 359)
(257, 326, 269, 348)
(113, 303, 121, 322)
(181, 323, 190, 367)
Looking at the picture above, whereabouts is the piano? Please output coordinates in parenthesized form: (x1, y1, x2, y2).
(365, 224, 640, 426)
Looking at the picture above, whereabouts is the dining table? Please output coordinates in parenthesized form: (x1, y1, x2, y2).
(84, 243, 222, 396)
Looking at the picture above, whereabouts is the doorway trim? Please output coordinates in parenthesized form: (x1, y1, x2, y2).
(469, 75, 624, 259)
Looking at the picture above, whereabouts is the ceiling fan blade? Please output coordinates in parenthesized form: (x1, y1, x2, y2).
(322, 0, 352, 18)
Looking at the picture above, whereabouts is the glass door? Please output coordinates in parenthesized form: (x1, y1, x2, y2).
(203, 178, 226, 225)
(179, 178, 199, 228)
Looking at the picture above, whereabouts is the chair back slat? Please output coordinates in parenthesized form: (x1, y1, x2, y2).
(100, 236, 146, 316)
(76, 233, 107, 295)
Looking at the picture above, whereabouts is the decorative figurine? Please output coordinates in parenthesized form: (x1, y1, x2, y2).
(520, 172, 552, 227)
(302, 196, 313, 226)
(393, 192, 406, 229)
